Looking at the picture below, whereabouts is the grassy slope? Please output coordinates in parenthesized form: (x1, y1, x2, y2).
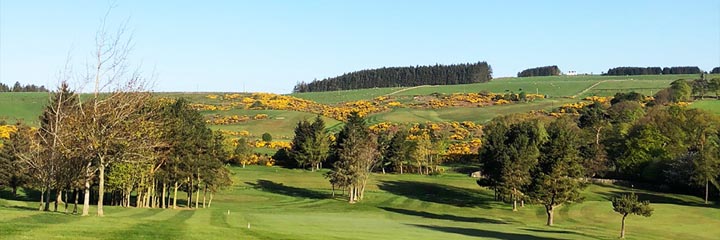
(2, 166, 719, 240)
(0, 92, 48, 125)
(691, 100, 720, 114)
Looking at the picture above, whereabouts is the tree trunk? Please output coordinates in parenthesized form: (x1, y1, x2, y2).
(173, 181, 178, 209)
(399, 162, 403, 174)
(203, 184, 207, 208)
(705, 179, 709, 204)
(521, 199, 524, 207)
(162, 182, 167, 209)
(82, 180, 90, 216)
(97, 163, 105, 216)
(512, 189, 518, 211)
(195, 172, 200, 209)
(73, 189, 78, 214)
(545, 205, 554, 226)
(12, 185, 17, 197)
(39, 188, 45, 211)
(208, 193, 214, 208)
(43, 186, 51, 211)
(187, 177, 192, 208)
(55, 189, 62, 212)
(620, 214, 627, 238)
(64, 190, 69, 213)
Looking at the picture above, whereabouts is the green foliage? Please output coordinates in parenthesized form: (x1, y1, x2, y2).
(612, 193, 653, 217)
(294, 62, 492, 92)
(670, 79, 692, 102)
(517, 65, 561, 77)
(233, 138, 254, 166)
(289, 116, 330, 171)
(261, 132, 272, 142)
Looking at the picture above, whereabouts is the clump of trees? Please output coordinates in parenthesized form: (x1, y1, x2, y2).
(612, 193, 653, 239)
(480, 115, 586, 225)
(604, 66, 702, 76)
(293, 62, 492, 92)
(517, 65, 561, 77)
(0, 81, 48, 92)
(326, 113, 379, 203)
(710, 67, 720, 74)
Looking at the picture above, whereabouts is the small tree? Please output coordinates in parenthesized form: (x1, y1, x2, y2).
(233, 138, 254, 168)
(612, 193, 653, 239)
(261, 132, 272, 142)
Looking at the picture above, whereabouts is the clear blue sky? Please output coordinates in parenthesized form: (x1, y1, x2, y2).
(1, 0, 719, 93)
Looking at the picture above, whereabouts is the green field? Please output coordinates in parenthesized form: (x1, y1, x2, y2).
(0, 92, 49, 125)
(691, 100, 720, 114)
(2, 166, 718, 240)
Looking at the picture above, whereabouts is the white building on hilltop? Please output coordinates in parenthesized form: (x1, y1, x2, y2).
(565, 70, 577, 76)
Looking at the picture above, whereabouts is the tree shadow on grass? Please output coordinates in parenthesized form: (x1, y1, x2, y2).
(408, 224, 568, 240)
(245, 180, 329, 199)
(599, 190, 718, 208)
(521, 228, 599, 239)
(377, 180, 494, 208)
(379, 207, 507, 224)
(0, 187, 42, 201)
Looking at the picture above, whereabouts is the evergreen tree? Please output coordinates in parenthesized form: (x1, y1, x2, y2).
(327, 112, 378, 203)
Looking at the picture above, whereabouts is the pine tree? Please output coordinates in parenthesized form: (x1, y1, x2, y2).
(612, 193, 653, 238)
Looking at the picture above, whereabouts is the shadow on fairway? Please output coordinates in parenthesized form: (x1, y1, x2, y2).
(599, 190, 718, 208)
(409, 224, 568, 240)
(245, 179, 328, 199)
(378, 180, 494, 208)
(379, 207, 507, 224)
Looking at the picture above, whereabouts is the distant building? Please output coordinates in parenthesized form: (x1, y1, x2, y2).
(565, 70, 577, 76)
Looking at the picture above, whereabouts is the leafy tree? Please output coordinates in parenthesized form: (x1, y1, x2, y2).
(385, 129, 411, 174)
(612, 193, 653, 238)
(670, 79, 692, 102)
(327, 112, 379, 203)
(0, 123, 30, 198)
(517, 65, 561, 77)
(708, 78, 720, 97)
(261, 132, 272, 142)
(527, 117, 586, 226)
(233, 138, 254, 168)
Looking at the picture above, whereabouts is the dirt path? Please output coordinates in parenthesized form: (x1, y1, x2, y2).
(385, 85, 429, 96)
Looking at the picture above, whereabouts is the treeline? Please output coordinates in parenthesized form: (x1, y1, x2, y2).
(0, 83, 232, 215)
(711, 67, 720, 74)
(517, 65, 561, 77)
(0, 81, 48, 92)
(293, 62, 492, 93)
(605, 66, 703, 76)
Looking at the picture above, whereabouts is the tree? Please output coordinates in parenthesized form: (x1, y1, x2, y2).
(612, 193, 653, 238)
(261, 132, 272, 142)
(0, 123, 30, 198)
(527, 117, 586, 226)
(385, 128, 411, 174)
(233, 138, 254, 168)
(708, 78, 720, 97)
(670, 79, 692, 102)
(327, 112, 379, 203)
(684, 110, 720, 203)
(289, 116, 329, 171)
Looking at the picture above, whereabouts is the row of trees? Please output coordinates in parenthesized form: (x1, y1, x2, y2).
(293, 62, 493, 92)
(604, 66, 703, 76)
(517, 65, 561, 77)
(0, 81, 49, 92)
(711, 67, 720, 74)
(279, 119, 449, 176)
(0, 17, 232, 216)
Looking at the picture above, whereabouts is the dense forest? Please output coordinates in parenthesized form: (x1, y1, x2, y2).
(605, 66, 703, 76)
(711, 67, 720, 74)
(0, 81, 48, 92)
(517, 65, 561, 77)
(293, 62, 492, 93)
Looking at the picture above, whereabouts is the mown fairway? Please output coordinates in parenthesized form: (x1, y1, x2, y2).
(1, 166, 719, 240)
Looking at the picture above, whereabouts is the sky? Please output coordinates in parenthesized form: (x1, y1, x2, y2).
(1, 0, 719, 94)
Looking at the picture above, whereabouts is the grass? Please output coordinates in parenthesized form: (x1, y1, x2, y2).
(691, 99, 720, 114)
(207, 109, 341, 141)
(2, 165, 719, 239)
(289, 87, 405, 104)
(0, 92, 49, 125)
(368, 99, 575, 124)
